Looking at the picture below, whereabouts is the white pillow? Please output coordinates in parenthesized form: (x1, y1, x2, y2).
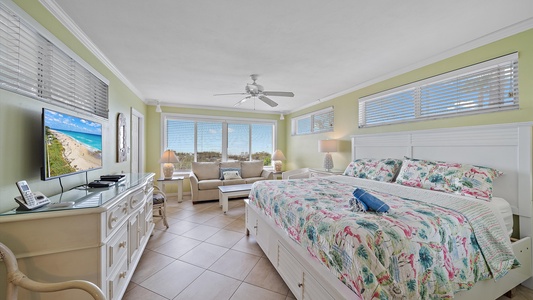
(223, 171, 242, 180)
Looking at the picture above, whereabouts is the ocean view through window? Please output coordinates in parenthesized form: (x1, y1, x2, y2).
(163, 114, 275, 171)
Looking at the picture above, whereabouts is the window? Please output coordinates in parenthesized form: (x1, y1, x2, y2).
(164, 114, 276, 170)
(0, 2, 109, 118)
(292, 106, 334, 135)
(359, 53, 518, 127)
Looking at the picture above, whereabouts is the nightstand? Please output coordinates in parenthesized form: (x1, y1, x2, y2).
(308, 168, 344, 177)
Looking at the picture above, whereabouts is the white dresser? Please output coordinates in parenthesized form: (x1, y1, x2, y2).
(0, 173, 155, 300)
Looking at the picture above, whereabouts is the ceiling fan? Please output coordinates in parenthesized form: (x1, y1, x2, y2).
(214, 74, 294, 107)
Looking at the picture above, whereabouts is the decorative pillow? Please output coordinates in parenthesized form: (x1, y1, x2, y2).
(223, 170, 242, 180)
(343, 158, 403, 182)
(220, 168, 241, 180)
(395, 158, 503, 200)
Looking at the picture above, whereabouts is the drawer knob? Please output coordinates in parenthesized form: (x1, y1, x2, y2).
(111, 217, 118, 223)
(119, 271, 127, 279)
(122, 206, 128, 213)
(119, 241, 127, 248)
(298, 283, 303, 288)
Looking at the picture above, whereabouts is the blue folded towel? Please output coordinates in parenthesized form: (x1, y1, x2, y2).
(352, 188, 390, 213)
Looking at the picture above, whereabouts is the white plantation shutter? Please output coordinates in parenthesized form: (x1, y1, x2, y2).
(359, 53, 519, 127)
(0, 2, 109, 118)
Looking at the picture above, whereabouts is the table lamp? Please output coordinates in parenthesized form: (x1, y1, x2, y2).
(318, 140, 338, 172)
(271, 149, 286, 172)
(159, 150, 179, 179)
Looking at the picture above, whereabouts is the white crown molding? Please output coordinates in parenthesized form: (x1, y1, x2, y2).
(290, 17, 533, 114)
(39, 0, 145, 102)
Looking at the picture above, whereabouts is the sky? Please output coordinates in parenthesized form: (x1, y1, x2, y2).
(44, 109, 102, 135)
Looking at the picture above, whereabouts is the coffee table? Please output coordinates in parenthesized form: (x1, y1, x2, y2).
(218, 184, 253, 213)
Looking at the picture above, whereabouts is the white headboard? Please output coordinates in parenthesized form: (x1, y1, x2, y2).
(351, 122, 533, 238)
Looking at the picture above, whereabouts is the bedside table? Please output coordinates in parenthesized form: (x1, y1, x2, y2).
(308, 168, 344, 177)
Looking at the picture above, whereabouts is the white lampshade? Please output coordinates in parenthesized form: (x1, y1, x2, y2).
(271, 149, 286, 172)
(318, 140, 338, 153)
(271, 149, 286, 161)
(159, 150, 179, 179)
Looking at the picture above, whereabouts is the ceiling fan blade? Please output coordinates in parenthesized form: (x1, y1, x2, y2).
(263, 91, 294, 97)
(259, 95, 278, 107)
(214, 92, 248, 96)
(234, 96, 251, 107)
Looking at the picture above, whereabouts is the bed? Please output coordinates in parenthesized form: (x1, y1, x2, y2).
(245, 122, 533, 300)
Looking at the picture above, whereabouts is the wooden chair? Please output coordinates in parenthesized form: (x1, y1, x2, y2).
(153, 185, 169, 228)
(0, 242, 105, 300)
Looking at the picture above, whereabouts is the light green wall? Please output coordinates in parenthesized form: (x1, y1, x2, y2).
(285, 29, 533, 171)
(145, 106, 285, 193)
(0, 0, 148, 212)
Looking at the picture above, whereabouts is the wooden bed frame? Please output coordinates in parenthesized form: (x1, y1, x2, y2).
(245, 122, 533, 300)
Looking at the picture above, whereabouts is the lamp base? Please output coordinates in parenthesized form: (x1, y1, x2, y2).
(274, 161, 282, 172)
(323, 153, 333, 172)
(162, 163, 175, 179)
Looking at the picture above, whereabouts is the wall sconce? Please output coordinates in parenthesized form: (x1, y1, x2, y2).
(155, 100, 162, 113)
(318, 140, 338, 172)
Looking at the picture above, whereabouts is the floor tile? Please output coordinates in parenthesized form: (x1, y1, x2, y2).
(244, 257, 289, 295)
(231, 235, 264, 257)
(131, 249, 175, 284)
(140, 260, 204, 299)
(146, 229, 179, 250)
(205, 229, 245, 248)
(181, 224, 220, 241)
(209, 249, 261, 280)
(224, 218, 246, 233)
(173, 270, 241, 300)
(152, 235, 202, 258)
(165, 219, 201, 235)
(179, 242, 229, 269)
(230, 282, 286, 300)
(203, 215, 238, 228)
(122, 284, 167, 300)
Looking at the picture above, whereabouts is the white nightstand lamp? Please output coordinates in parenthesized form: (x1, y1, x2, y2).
(319, 140, 337, 172)
(272, 149, 286, 172)
(159, 150, 179, 179)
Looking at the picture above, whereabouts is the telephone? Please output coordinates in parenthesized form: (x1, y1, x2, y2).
(15, 180, 50, 210)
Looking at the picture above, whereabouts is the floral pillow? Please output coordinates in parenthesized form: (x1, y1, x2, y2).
(219, 168, 241, 180)
(395, 158, 503, 200)
(343, 158, 403, 182)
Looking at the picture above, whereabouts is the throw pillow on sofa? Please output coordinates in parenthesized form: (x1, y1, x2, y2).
(223, 171, 242, 180)
(220, 168, 241, 179)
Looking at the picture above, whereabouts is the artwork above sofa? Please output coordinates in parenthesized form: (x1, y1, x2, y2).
(189, 160, 273, 203)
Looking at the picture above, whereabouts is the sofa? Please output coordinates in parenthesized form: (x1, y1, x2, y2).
(189, 160, 273, 202)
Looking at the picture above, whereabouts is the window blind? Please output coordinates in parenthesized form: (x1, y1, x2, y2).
(0, 3, 109, 118)
(359, 53, 519, 127)
(292, 106, 334, 135)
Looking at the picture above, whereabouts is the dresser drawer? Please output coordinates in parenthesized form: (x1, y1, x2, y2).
(106, 225, 128, 277)
(107, 258, 129, 300)
(129, 188, 145, 210)
(106, 198, 128, 236)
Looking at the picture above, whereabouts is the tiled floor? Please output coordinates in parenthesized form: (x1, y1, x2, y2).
(124, 196, 533, 300)
(123, 196, 295, 300)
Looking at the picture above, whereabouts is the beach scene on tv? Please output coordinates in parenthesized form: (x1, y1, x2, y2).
(44, 109, 102, 179)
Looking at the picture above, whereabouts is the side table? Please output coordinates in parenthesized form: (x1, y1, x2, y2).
(157, 176, 184, 203)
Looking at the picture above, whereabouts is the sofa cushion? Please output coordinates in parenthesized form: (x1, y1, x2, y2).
(244, 177, 266, 184)
(220, 161, 241, 169)
(223, 179, 246, 185)
(241, 161, 264, 178)
(198, 179, 223, 190)
(192, 162, 220, 180)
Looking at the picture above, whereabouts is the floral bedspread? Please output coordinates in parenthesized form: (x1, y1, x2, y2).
(249, 177, 518, 299)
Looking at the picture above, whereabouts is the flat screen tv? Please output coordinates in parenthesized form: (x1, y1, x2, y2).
(42, 108, 103, 180)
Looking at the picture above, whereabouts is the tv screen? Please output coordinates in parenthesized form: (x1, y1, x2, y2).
(42, 108, 103, 180)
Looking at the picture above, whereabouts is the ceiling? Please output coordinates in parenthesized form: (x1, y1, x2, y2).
(44, 0, 533, 114)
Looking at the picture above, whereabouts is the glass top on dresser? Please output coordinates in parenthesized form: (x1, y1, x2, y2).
(0, 173, 154, 216)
